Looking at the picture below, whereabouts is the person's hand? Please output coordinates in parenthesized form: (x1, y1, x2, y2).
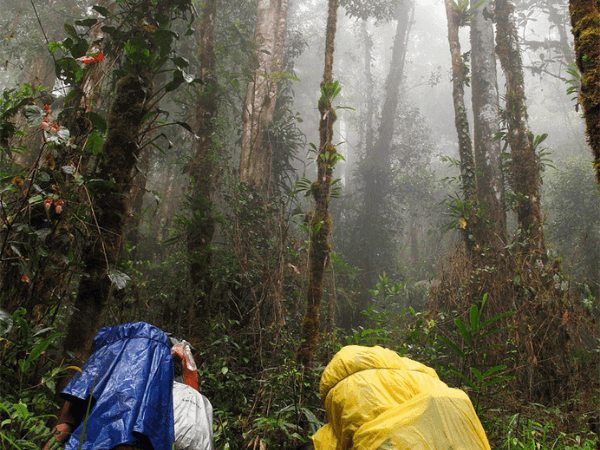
(41, 423, 73, 450)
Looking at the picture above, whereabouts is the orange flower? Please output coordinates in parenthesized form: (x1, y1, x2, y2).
(43, 104, 51, 113)
(11, 176, 23, 186)
(21, 274, 29, 283)
(76, 53, 105, 65)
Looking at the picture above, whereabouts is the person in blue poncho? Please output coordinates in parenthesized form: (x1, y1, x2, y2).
(42, 322, 175, 450)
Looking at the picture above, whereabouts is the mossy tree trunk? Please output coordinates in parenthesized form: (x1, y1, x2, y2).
(470, 0, 507, 249)
(298, 0, 339, 368)
(444, 0, 479, 255)
(62, 0, 179, 359)
(186, 0, 218, 343)
(64, 69, 153, 360)
(569, 0, 600, 184)
(496, 0, 546, 257)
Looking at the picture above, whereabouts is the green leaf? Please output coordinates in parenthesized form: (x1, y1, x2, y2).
(448, 366, 477, 390)
(480, 310, 515, 330)
(454, 318, 472, 347)
(26, 333, 62, 364)
(84, 130, 104, 156)
(469, 304, 480, 335)
(469, 366, 483, 382)
(164, 70, 184, 92)
(481, 375, 514, 388)
(92, 5, 110, 16)
(64, 23, 79, 39)
(75, 18, 98, 27)
(86, 111, 107, 133)
(70, 38, 90, 59)
(175, 121, 194, 135)
(439, 335, 466, 359)
(482, 365, 507, 378)
(171, 56, 189, 68)
(48, 42, 62, 54)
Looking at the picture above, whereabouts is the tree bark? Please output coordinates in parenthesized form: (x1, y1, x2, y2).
(239, 0, 289, 193)
(496, 0, 546, 257)
(569, 0, 600, 184)
(444, 0, 478, 254)
(298, 0, 339, 368)
(64, 69, 153, 360)
(470, 0, 507, 248)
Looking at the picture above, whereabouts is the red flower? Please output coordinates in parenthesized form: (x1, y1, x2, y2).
(41, 116, 51, 130)
(21, 274, 29, 283)
(44, 198, 53, 210)
(49, 122, 60, 133)
(55, 199, 65, 214)
(43, 104, 51, 113)
(76, 53, 105, 65)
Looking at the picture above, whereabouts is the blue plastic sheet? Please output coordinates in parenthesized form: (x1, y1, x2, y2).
(62, 321, 175, 450)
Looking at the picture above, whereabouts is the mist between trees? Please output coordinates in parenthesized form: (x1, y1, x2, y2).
(0, 0, 598, 449)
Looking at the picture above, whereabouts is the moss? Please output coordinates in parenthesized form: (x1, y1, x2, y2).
(570, 0, 600, 183)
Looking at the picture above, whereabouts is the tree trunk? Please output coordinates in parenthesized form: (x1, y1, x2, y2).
(361, 20, 375, 159)
(346, 1, 412, 326)
(444, 0, 478, 254)
(470, 0, 507, 248)
(569, 0, 600, 184)
(64, 68, 153, 360)
(239, 0, 289, 193)
(186, 0, 218, 343)
(298, 0, 339, 368)
(496, 0, 546, 257)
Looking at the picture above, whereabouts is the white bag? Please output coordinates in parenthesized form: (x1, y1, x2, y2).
(173, 382, 214, 450)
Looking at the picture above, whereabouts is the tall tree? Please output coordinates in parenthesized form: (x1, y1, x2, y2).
(569, 0, 600, 184)
(444, 0, 478, 254)
(470, 0, 507, 248)
(63, 0, 193, 359)
(345, 0, 413, 325)
(239, 0, 289, 193)
(298, 0, 339, 368)
(186, 0, 218, 341)
(496, 0, 546, 256)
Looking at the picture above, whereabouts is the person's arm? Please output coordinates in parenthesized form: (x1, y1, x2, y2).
(41, 399, 86, 450)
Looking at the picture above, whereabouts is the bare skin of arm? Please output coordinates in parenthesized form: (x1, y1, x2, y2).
(41, 400, 86, 450)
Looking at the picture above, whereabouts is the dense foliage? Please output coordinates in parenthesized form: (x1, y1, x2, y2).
(0, 0, 598, 449)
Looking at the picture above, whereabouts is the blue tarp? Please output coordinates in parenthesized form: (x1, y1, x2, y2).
(62, 321, 175, 450)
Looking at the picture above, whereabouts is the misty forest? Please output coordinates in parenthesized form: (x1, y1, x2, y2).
(0, 0, 599, 448)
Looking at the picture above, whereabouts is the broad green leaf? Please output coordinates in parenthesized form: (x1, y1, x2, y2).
(92, 5, 110, 16)
(439, 335, 466, 359)
(469, 366, 483, 382)
(454, 318, 472, 347)
(64, 23, 79, 39)
(469, 304, 480, 335)
(482, 375, 515, 388)
(86, 111, 107, 133)
(483, 365, 507, 378)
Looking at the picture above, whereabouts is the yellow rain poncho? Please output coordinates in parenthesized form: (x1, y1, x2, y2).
(312, 345, 491, 450)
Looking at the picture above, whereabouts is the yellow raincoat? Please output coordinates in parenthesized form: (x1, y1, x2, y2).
(312, 345, 491, 450)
